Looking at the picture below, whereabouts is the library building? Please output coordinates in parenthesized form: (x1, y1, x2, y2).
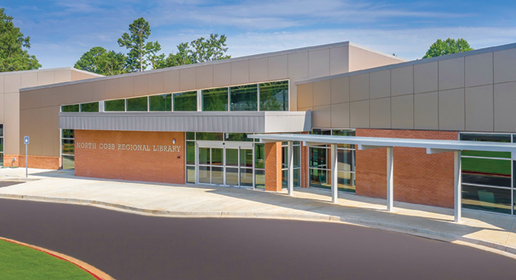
(2, 41, 516, 221)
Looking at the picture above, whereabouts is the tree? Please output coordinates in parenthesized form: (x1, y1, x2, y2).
(0, 8, 41, 71)
(117, 17, 161, 72)
(154, 34, 230, 69)
(74, 46, 128, 76)
(423, 38, 473, 59)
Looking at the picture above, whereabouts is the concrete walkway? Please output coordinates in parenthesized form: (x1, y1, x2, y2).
(1, 167, 516, 259)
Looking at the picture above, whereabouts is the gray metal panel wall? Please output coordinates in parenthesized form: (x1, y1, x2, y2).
(59, 111, 310, 133)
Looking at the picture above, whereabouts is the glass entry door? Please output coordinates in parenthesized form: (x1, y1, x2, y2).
(196, 141, 254, 187)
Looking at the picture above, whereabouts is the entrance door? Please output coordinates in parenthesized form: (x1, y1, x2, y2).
(196, 141, 254, 187)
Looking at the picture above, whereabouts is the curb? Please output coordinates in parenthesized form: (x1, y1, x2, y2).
(2, 193, 516, 259)
(0, 237, 114, 280)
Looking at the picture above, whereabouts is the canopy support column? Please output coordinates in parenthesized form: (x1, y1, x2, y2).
(387, 147, 394, 212)
(288, 141, 294, 196)
(454, 151, 462, 223)
(331, 144, 338, 203)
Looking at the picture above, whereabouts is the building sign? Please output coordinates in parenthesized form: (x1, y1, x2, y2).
(76, 142, 181, 153)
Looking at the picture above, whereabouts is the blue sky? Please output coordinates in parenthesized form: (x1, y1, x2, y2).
(3, 0, 516, 69)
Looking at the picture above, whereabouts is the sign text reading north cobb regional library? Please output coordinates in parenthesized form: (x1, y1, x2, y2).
(76, 142, 181, 153)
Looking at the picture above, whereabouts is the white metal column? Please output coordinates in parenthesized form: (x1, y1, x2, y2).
(288, 141, 294, 196)
(331, 144, 338, 203)
(454, 150, 462, 223)
(387, 147, 394, 212)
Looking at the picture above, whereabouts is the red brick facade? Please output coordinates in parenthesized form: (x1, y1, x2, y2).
(355, 129, 458, 208)
(75, 130, 185, 184)
(5, 154, 60, 169)
(265, 142, 282, 191)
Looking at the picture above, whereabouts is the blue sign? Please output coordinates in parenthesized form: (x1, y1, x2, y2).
(24, 136, 29, 145)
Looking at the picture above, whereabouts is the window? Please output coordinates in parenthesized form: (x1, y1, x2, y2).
(173, 91, 197, 111)
(61, 129, 75, 169)
(460, 133, 513, 214)
(308, 129, 356, 192)
(105, 99, 125, 111)
(202, 88, 228, 111)
(126, 97, 148, 111)
(61, 104, 79, 112)
(230, 84, 257, 111)
(150, 94, 172, 111)
(282, 141, 301, 188)
(259, 81, 288, 111)
(80, 102, 99, 112)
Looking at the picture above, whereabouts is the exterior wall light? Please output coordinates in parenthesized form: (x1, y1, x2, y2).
(173, 139, 176, 144)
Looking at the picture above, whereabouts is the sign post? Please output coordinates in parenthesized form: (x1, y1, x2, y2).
(24, 136, 29, 178)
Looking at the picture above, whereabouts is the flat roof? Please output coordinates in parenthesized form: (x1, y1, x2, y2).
(249, 134, 516, 154)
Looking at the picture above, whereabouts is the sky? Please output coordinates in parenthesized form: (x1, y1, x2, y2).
(3, 0, 516, 69)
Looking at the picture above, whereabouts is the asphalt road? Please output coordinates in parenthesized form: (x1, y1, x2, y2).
(1, 199, 516, 280)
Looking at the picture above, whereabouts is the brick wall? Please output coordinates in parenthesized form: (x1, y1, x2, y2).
(5, 154, 60, 169)
(355, 129, 458, 208)
(75, 130, 185, 184)
(265, 142, 282, 191)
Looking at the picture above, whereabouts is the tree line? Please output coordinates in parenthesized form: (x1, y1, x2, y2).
(1, 8, 476, 74)
(74, 17, 230, 75)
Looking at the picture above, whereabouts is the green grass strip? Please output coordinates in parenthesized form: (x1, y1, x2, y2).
(0, 239, 95, 280)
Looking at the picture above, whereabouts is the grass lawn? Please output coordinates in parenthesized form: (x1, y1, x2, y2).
(0, 239, 95, 280)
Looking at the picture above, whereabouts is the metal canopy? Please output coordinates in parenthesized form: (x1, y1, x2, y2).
(59, 111, 311, 134)
(249, 133, 516, 223)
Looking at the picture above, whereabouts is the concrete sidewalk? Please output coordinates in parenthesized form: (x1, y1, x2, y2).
(1, 167, 516, 258)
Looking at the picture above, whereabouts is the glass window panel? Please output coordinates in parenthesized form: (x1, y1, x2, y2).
(62, 129, 75, 139)
(186, 142, 195, 165)
(80, 102, 99, 112)
(462, 157, 511, 187)
(461, 150, 511, 159)
(259, 81, 288, 111)
(202, 88, 228, 111)
(212, 148, 223, 165)
(225, 133, 252, 142)
(255, 144, 265, 169)
(0, 138, 4, 152)
(337, 149, 354, 171)
(294, 146, 300, 168)
(0, 124, 3, 136)
(240, 168, 253, 187)
(105, 99, 125, 111)
(282, 146, 288, 169)
(226, 168, 239, 186)
(255, 169, 265, 189)
(186, 166, 195, 183)
(226, 149, 238, 166)
(462, 184, 511, 214)
(309, 147, 328, 168)
(186, 132, 195, 140)
(149, 94, 172, 111)
(199, 148, 210, 165)
(460, 133, 511, 142)
(199, 166, 211, 184)
(62, 156, 75, 170)
(126, 97, 148, 111)
(310, 169, 331, 189)
(212, 167, 224, 184)
(312, 129, 331, 135)
(174, 91, 197, 111)
(0, 153, 3, 167)
(294, 169, 301, 187)
(282, 169, 288, 188)
(196, 133, 223, 141)
(230, 84, 257, 111)
(62, 104, 79, 112)
(62, 139, 74, 155)
(240, 149, 253, 168)
(338, 171, 355, 192)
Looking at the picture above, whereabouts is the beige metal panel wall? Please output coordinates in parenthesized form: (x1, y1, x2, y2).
(348, 45, 405, 72)
(300, 44, 516, 133)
